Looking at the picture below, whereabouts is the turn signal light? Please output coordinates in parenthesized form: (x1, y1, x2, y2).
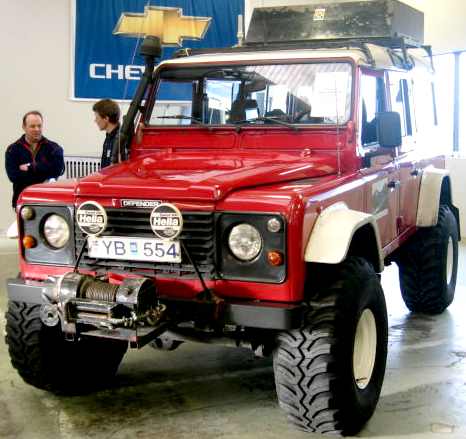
(23, 235, 37, 249)
(267, 250, 284, 266)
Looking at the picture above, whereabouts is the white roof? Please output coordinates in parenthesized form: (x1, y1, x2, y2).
(158, 44, 432, 73)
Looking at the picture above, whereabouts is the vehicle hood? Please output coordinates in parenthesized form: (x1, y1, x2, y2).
(75, 150, 337, 201)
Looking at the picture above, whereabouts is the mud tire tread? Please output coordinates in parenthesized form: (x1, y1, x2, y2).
(273, 257, 388, 436)
(397, 205, 458, 314)
(5, 301, 127, 394)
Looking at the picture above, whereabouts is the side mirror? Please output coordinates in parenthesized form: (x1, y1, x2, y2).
(376, 111, 402, 148)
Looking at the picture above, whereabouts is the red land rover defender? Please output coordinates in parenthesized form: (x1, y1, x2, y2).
(5, 2, 460, 436)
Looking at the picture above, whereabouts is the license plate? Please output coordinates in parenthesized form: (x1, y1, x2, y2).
(87, 236, 181, 263)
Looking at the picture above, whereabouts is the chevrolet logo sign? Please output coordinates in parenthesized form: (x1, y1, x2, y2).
(113, 6, 211, 46)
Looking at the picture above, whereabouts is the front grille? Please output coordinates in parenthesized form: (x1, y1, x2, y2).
(75, 209, 216, 278)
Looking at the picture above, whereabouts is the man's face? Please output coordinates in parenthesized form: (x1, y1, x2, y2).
(23, 114, 43, 143)
(94, 112, 109, 131)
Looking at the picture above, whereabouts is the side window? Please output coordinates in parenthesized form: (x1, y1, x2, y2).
(360, 73, 386, 146)
(389, 75, 413, 137)
(413, 79, 438, 133)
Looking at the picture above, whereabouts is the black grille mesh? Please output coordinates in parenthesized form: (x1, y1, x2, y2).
(75, 208, 215, 278)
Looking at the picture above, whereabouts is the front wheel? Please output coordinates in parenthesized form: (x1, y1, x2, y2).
(273, 257, 388, 436)
(5, 301, 128, 394)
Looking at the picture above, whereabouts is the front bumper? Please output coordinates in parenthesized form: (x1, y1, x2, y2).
(6, 277, 305, 332)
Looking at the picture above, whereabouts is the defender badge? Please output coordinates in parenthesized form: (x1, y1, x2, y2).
(150, 203, 183, 240)
(76, 201, 107, 236)
(122, 199, 161, 209)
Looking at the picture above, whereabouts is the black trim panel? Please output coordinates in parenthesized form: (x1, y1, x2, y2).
(6, 278, 52, 304)
(225, 301, 304, 329)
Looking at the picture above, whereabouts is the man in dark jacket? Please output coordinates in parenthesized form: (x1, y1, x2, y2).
(93, 99, 121, 168)
(5, 111, 65, 208)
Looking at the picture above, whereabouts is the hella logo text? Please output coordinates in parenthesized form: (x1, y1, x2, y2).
(151, 217, 180, 227)
(78, 212, 105, 224)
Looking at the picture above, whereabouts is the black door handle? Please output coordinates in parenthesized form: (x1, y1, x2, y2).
(388, 180, 400, 189)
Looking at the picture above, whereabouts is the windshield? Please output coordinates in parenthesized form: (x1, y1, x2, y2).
(147, 62, 353, 126)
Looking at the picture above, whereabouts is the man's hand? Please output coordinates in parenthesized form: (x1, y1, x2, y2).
(19, 163, 30, 172)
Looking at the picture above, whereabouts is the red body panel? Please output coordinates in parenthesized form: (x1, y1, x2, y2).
(74, 148, 338, 201)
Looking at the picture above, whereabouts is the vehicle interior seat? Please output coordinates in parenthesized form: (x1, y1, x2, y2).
(228, 98, 259, 123)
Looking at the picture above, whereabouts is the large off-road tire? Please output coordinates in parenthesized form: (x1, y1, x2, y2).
(5, 301, 128, 394)
(396, 205, 458, 314)
(273, 257, 388, 436)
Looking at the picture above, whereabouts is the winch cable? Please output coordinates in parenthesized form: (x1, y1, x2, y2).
(74, 239, 88, 273)
(180, 240, 210, 294)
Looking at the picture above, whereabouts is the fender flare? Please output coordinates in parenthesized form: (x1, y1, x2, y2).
(416, 167, 450, 227)
(304, 202, 384, 273)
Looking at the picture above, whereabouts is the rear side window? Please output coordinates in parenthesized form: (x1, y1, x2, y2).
(389, 75, 413, 137)
(412, 79, 438, 133)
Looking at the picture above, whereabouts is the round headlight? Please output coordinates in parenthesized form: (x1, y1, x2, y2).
(228, 224, 262, 261)
(43, 214, 70, 249)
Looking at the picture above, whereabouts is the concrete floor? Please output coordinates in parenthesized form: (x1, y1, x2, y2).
(1, 238, 466, 439)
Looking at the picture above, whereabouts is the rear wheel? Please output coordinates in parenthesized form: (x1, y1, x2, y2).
(273, 257, 388, 436)
(396, 205, 458, 314)
(5, 301, 128, 394)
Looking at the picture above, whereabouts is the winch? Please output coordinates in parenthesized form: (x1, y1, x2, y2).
(40, 272, 168, 347)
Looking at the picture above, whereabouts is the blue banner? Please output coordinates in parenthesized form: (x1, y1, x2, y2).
(73, 0, 244, 100)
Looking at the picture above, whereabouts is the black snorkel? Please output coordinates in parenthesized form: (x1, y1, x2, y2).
(112, 36, 162, 163)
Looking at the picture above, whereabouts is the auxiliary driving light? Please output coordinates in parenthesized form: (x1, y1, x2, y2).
(267, 217, 281, 233)
(20, 206, 35, 221)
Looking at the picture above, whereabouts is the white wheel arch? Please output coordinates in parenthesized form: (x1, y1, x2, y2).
(305, 202, 384, 273)
(417, 167, 450, 227)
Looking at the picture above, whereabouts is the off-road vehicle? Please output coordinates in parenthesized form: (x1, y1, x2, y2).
(5, 1, 460, 435)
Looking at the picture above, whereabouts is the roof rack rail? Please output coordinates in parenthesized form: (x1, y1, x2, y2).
(172, 36, 433, 71)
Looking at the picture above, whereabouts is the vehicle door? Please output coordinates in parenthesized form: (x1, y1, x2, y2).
(359, 68, 399, 247)
(387, 71, 422, 233)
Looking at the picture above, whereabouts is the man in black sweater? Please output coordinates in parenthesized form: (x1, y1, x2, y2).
(5, 111, 64, 209)
(93, 99, 121, 168)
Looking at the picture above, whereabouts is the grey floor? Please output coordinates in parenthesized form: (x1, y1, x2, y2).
(1, 237, 466, 439)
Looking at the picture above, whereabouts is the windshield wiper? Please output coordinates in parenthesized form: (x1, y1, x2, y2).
(157, 115, 205, 126)
(231, 116, 299, 130)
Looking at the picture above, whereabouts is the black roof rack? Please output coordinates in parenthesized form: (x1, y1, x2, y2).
(172, 1, 433, 69)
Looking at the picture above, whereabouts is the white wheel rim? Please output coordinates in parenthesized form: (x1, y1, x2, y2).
(446, 237, 454, 285)
(353, 309, 377, 390)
